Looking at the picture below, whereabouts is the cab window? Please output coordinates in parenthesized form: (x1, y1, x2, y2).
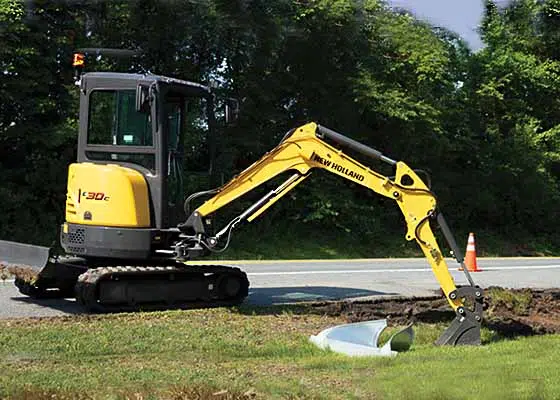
(88, 90, 153, 146)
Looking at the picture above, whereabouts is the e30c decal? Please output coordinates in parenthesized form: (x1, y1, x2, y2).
(78, 189, 110, 202)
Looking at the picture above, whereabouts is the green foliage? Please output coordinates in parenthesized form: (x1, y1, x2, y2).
(0, 0, 558, 254)
(458, 0, 560, 236)
(0, 0, 78, 245)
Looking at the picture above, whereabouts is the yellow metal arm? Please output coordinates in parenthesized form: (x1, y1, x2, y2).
(189, 122, 463, 308)
(184, 122, 483, 344)
(195, 122, 395, 216)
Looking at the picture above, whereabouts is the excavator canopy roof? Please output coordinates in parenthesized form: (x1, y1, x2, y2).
(80, 72, 212, 98)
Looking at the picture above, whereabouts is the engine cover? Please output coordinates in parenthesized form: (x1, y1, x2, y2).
(65, 162, 150, 228)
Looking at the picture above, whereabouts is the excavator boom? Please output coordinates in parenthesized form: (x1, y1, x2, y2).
(181, 122, 483, 345)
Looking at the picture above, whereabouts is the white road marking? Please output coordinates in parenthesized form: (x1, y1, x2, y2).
(248, 268, 429, 276)
(247, 264, 560, 276)
(473, 265, 560, 271)
(197, 257, 560, 264)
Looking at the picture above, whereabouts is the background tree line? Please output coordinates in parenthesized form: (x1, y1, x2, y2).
(0, 0, 558, 257)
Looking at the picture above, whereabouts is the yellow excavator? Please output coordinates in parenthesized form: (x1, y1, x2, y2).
(0, 67, 483, 346)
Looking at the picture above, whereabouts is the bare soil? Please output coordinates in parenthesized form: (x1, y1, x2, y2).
(0, 262, 38, 282)
(309, 287, 560, 336)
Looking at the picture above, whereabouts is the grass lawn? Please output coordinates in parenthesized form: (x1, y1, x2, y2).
(0, 306, 558, 399)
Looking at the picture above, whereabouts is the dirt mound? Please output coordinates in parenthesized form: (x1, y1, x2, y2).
(484, 287, 560, 335)
(310, 287, 560, 336)
(0, 262, 38, 282)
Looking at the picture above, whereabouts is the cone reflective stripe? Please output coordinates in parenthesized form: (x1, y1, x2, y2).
(459, 232, 481, 272)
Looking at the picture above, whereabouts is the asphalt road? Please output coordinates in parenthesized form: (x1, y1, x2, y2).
(1, 257, 559, 318)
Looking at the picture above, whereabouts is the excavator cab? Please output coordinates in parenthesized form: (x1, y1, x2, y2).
(82, 73, 214, 223)
(60, 72, 217, 259)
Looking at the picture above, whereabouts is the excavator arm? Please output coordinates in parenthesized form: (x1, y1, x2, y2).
(179, 122, 483, 345)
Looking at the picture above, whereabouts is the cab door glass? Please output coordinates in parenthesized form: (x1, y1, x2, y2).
(166, 100, 184, 207)
(88, 90, 153, 146)
(184, 97, 210, 173)
(165, 95, 211, 215)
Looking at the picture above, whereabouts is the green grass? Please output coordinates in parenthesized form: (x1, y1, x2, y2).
(0, 308, 559, 399)
(487, 287, 533, 315)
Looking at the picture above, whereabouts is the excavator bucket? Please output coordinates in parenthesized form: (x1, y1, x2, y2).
(436, 315, 481, 346)
(0, 239, 84, 297)
(436, 286, 484, 346)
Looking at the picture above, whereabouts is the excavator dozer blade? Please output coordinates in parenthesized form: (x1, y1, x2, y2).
(0, 239, 52, 277)
(0, 239, 84, 297)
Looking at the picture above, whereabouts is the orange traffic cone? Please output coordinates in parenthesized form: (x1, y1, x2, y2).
(459, 232, 481, 272)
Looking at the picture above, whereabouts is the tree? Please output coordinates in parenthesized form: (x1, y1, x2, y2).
(457, 0, 560, 238)
(0, 0, 79, 245)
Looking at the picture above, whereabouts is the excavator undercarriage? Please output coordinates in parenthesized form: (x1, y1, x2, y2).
(2, 241, 248, 313)
(74, 264, 248, 313)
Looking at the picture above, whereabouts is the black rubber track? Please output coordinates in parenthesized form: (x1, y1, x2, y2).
(74, 264, 249, 313)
